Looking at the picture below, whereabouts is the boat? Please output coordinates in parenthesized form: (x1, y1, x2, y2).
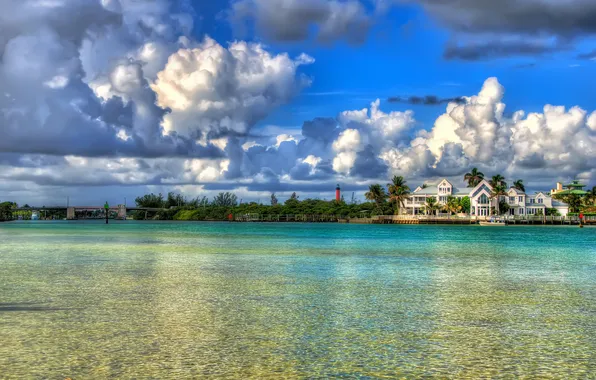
(479, 218, 506, 226)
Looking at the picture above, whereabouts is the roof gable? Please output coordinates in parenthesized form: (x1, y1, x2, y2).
(471, 183, 492, 199)
(534, 192, 551, 199)
(470, 179, 493, 194)
(438, 179, 453, 188)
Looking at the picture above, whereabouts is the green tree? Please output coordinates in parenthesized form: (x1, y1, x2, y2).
(365, 184, 387, 214)
(213, 192, 238, 207)
(387, 176, 410, 215)
(584, 186, 596, 207)
(389, 187, 410, 215)
(554, 193, 582, 213)
(498, 198, 510, 215)
(491, 184, 508, 215)
(445, 196, 462, 215)
(135, 193, 165, 208)
(464, 168, 485, 187)
(460, 196, 471, 214)
(285, 192, 300, 207)
(165, 192, 186, 209)
(187, 196, 209, 209)
(513, 179, 525, 192)
(490, 174, 507, 188)
(387, 176, 409, 193)
(270, 193, 278, 206)
(0, 201, 17, 221)
(424, 197, 440, 215)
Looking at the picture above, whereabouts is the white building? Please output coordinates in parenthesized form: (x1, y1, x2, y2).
(404, 179, 569, 217)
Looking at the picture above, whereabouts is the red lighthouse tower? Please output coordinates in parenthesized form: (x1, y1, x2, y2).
(336, 184, 341, 202)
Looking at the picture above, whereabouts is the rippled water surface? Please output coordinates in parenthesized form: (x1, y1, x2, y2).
(1, 221, 596, 378)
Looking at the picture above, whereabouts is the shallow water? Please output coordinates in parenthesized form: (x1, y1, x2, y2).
(1, 221, 596, 378)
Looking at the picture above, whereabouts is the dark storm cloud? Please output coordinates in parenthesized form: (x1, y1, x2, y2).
(0, 154, 67, 168)
(350, 145, 389, 179)
(388, 95, 466, 106)
(517, 152, 548, 169)
(443, 40, 564, 61)
(229, 0, 374, 45)
(289, 159, 335, 181)
(404, 0, 596, 59)
(414, 0, 596, 36)
(301, 117, 339, 142)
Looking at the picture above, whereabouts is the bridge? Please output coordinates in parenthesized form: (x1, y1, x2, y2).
(11, 205, 168, 220)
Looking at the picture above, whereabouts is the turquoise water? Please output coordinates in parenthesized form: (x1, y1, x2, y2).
(1, 221, 596, 378)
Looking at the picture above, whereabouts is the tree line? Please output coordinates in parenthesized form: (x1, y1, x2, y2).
(133, 191, 384, 220)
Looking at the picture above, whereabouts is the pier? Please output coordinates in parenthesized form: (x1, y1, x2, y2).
(233, 214, 595, 225)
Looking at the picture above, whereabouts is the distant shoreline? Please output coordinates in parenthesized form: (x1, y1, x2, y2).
(2, 219, 592, 227)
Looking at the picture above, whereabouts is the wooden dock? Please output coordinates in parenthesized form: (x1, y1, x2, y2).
(233, 213, 595, 225)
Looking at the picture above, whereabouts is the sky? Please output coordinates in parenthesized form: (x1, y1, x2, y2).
(2, 0, 596, 206)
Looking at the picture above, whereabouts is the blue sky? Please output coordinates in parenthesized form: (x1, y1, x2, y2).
(193, 0, 596, 130)
(2, 0, 596, 205)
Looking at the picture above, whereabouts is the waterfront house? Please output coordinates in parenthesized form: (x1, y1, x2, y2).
(404, 179, 569, 217)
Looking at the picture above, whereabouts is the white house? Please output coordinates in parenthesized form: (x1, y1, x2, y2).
(404, 179, 569, 217)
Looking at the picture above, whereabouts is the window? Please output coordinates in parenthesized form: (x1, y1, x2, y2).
(527, 208, 535, 215)
(530, 199, 535, 204)
(479, 194, 489, 204)
(537, 198, 543, 204)
(520, 208, 524, 215)
(439, 196, 447, 203)
(509, 197, 515, 203)
(519, 196, 523, 202)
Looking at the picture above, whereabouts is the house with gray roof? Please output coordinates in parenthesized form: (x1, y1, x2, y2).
(404, 178, 569, 217)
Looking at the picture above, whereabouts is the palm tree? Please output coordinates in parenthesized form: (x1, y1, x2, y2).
(387, 176, 409, 192)
(387, 176, 410, 215)
(513, 179, 525, 192)
(490, 174, 506, 188)
(365, 184, 387, 214)
(464, 168, 485, 187)
(564, 194, 583, 213)
(444, 196, 462, 215)
(491, 184, 508, 215)
(389, 187, 410, 215)
(424, 196, 440, 216)
(585, 186, 596, 207)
